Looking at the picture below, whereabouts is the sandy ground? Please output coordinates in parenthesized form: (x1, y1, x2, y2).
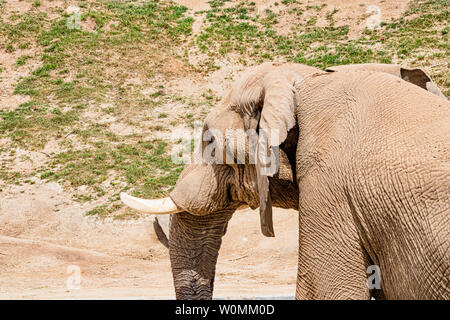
(0, 182, 298, 299)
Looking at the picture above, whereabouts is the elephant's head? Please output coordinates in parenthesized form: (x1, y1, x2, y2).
(120, 62, 321, 299)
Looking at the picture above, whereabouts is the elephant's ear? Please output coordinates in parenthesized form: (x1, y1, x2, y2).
(400, 67, 431, 90)
(255, 70, 302, 237)
(400, 67, 448, 100)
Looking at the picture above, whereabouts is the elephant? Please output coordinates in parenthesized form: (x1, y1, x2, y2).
(121, 62, 449, 300)
(150, 63, 447, 248)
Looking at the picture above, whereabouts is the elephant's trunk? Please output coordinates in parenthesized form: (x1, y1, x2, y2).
(169, 211, 232, 300)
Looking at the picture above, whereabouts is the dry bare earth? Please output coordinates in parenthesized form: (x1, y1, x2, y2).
(0, 199, 298, 299)
(0, 0, 445, 299)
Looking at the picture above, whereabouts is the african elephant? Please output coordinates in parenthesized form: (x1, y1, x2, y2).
(151, 63, 447, 248)
(121, 63, 449, 300)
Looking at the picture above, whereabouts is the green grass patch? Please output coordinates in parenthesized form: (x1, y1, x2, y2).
(37, 139, 183, 216)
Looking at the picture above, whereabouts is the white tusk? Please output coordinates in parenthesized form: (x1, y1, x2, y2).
(120, 193, 182, 214)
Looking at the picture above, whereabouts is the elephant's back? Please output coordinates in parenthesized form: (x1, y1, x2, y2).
(307, 70, 449, 153)
(325, 70, 450, 198)
(343, 70, 449, 169)
(296, 70, 449, 184)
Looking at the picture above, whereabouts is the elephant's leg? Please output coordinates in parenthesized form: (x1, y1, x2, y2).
(295, 177, 371, 300)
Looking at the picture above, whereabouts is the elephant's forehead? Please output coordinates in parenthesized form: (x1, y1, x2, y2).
(205, 98, 230, 121)
(209, 63, 322, 119)
(228, 65, 277, 109)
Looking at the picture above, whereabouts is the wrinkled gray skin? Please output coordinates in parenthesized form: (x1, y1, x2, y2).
(169, 140, 300, 299)
(160, 63, 449, 300)
(154, 63, 447, 246)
